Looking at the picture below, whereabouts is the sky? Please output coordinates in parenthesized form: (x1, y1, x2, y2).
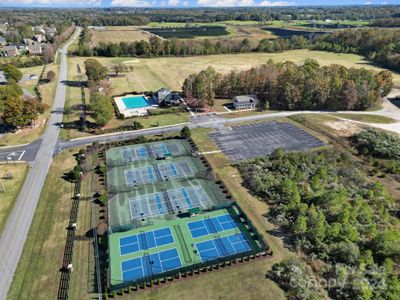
(0, 0, 398, 8)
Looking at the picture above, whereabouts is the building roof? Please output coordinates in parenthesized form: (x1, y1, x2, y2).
(10, 43, 24, 48)
(4, 45, 18, 51)
(29, 44, 42, 51)
(0, 36, 6, 43)
(234, 95, 257, 103)
(157, 87, 170, 94)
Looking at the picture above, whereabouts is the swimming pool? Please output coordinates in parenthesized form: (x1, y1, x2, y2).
(122, 95, 151, 109)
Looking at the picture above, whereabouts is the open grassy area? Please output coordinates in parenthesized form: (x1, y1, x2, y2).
(69, 50, 400, 94)
(0, 63, 59, 146)
(90, 26, 152, 46)
(0, 163, 29, 234)
(7, 150, 77, 300)
(332, 113, 397, 124)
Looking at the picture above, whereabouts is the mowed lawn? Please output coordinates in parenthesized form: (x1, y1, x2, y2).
(0, 163, 29, 234)
(69, 49, 400, 94)
(7, 151, 76, 300)
(90, 26, 152, 46)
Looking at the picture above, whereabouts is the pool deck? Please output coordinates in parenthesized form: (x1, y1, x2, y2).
(114, 94, 158, 117)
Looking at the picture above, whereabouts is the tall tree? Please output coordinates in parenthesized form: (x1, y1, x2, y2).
(84, 59, 108, 82)
(4, 65, 23, 82)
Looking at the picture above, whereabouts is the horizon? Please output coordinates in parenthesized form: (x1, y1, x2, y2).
(0, 1, 398, 9)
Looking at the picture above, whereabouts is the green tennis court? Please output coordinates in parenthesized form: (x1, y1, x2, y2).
(109, 207, 262, 287)
(106, 139, 192, 167)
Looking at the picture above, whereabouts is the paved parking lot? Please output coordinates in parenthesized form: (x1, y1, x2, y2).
(209, 121, 325, 161)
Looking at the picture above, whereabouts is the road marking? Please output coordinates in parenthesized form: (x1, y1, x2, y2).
(18, 151, 25, 161)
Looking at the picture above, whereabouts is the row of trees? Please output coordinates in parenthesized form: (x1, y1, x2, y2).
(78, 36, 260, 58)
(83, 58, 115, 127)
(239, 149, 400, 300)
(182, 60, 392, 111)
(313, 28, 400, 72)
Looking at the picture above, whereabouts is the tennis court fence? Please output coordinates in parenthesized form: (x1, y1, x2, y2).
(108, 202, 269, 292)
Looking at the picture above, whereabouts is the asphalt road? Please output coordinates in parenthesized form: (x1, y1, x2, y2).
(0, 27, 81, 300)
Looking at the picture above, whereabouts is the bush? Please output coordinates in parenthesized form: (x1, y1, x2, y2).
(180, 126, 191, 138)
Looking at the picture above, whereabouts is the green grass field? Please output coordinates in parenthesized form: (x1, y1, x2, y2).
(7, 151, 77, 300)
(332, 113, 396, 124)
(0, 163, 29, 234)
(69, 50, 400, 94)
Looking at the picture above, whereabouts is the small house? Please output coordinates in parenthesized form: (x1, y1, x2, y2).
(232, 95, 258, 109)
(23, 38, 36, 46)
(153, 88, 182, 106)
(28, 44, 43, 55)
(33, 34, 46, 43)
(3, 46, 19, 57)
(10, 43, 26, 51)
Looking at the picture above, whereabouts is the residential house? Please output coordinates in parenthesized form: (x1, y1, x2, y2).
(23, 38, 36, 46)
(153, 88, 182, 106)
(0, 36, 6, 46)
(28, 44, 43, 56)
(45, 27, 57, 37)
(232, 94, 258, 109)
(3, 46, 19, 57)
(10, 43, 27, 51)
(33, 34, 46, 43)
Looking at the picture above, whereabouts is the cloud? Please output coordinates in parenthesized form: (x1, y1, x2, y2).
(111, 0, 154, 6)
(364, 1, 372, 4)
(259, 1, 293, 6)
(0, 0, 100, 4)
(197, 0, 255, 6)
(182, 0, 188, 4)
(167, 0, 180, 5)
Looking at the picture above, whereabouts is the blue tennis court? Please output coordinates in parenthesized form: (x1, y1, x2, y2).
(121, 248, 182, 282)
(119, 227, 174, 256)
(188, 214, 238, 238)
(122, 146, 149, 162)
(195, 233, 252, 262)
(150, 142, 182, 157)
(124, 165, 157, 185)
(157, 159, 194, 180)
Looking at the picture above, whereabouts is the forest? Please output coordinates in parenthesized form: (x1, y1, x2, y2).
(238, 148, 400, 299)
(182, 59, 393, 111)
(313, 28, 400, 72)
(2, 6, 400, 26)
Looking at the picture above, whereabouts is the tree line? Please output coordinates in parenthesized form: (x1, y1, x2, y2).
(313, 28, 400, 72)
(239, 149, 400, 300)
(182, 59, 392, 111)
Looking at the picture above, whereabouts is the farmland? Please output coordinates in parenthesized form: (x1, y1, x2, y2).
(89, 26, 152, 46)
(142, 26, 229, 39)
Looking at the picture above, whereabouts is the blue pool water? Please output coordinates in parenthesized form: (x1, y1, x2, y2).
(122, 96, 151, 109)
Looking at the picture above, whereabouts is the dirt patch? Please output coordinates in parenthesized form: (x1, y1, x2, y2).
(324, 120, 362, 137)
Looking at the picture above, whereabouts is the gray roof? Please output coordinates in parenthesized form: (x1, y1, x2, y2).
(4, 45, 18, 51)
(234, 95, 257, 103)
(29, 44, 42, 51)
(0, 36, 6, 43)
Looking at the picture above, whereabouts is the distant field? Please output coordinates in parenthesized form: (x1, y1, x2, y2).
(90, 26, 152, 46)
(69, 49, 400, 93)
